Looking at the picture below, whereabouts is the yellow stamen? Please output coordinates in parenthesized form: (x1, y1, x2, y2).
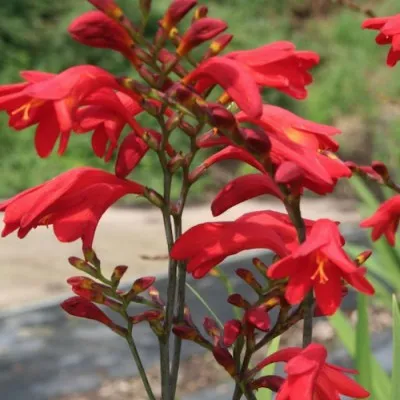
(311, 253, 329, 284)
(11, 99, 44, 121)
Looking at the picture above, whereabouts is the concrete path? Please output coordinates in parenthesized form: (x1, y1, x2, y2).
(0, 198, 359, 310)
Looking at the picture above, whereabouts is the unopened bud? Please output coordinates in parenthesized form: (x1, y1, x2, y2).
(68, 257, 98, 277)
(223, 320, 242, 347)
(144, 188, 165, 208)
(253, 258, 267, 276)
(354, 250, 372, 266)
(148, 286, 165, 307)
(227, 293, 250, 309)
(89, 0, 124, 19)
(139, 0, 152, 19)
(173, 324, 212, 349)
(204, 33, 233, 59)
(160, 0, 197, 33)
(111, 265, 129, 287)
(212, 346, 236, 377)
(167, 153, 186, 173)
(192, 5, 208, 21)
(142, 130, 161, 150)
(240, 127, 271, 155)
(250, 375, 284, 392)
(372, 161, 390, 181)
(177, 18, 227, 56)
(236, 268, 262, 294)
(83, 248, 101, 269)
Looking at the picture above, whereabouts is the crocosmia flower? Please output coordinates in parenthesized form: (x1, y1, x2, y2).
(0, 167, 144, 248)
(268, 219, 374, 315)
(362, 14, 400, 66)
(256, 343, 370, 400)
(360, 194, 400, 246)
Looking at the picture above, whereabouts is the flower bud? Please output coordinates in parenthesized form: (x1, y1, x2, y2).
(111, 265, 129, 287)
(239, 127, 271, 155)
(144, 188, 165, 208)
(149, 286, 165, 307)
(139, 0, 152, 19)
(83, 248, 101, 269)
(192, 5, 208, 21)
(245, 307, 270, 332)
(160, 0, 197, 33)
(168, 153, 186, 173)
(68, 256, 98, 277)
(371, 161, 390, 181)
(61, 296, 127, 336)
(173, 324, 212, 349)
(212, 346, 236, 377)
(223, 320, 242, 347)
(131, 309, 163, 324)
(227, 293, 250, 309)
(88, 0, 124, 19)
(253, 258, 268, 276)
(250, 375, 284, 391)
(204, 33, 233, 59)
(354, 250, 372, 266)
(177, 18, 227, 56)
(203, 317, 221, 344)
(236, 268, 262, 294)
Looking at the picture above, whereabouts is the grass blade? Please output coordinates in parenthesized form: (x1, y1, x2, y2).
(392, 296, 400, 400)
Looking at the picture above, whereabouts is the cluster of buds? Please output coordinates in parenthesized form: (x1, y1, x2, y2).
(63, 249, 166, 339)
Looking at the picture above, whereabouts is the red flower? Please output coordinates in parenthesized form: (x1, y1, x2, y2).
(171, 211, 313, 278)
(268, 219, 374, 315)
(225, 41, 319, 99)
(360, 195, 400, 246)
(183, 57, 262, 118)
(68, 11, 139, 66)
(211, 173, 283, 216)
(0, 167, 144, 248)
(0, 66, 128, 157)
(256, 343, 369, 399)
(362, 14, 400, 66)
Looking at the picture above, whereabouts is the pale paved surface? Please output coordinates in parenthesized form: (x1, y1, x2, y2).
(0, 199, 359, 311)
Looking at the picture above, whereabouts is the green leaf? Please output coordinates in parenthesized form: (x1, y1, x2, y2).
(355, 294, 372, 391)
(329, 310, 390, 399)
(256, 335, 281, 400)
(392, 296, 400, 400)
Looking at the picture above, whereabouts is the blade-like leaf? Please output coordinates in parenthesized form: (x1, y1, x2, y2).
(355, 294, 372, 391)
(329, 310, 390, 399)
(392, 296, 400, 400)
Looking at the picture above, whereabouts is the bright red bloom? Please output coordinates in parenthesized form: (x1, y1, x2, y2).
(0, 66, 128, 157)
(211, 173, 283, 216)
(268, 219, 374, 315)
(183, 57, 262, 118)
(171, 211, 314, 278)
(225, 41, 320, 99)
(177, 17, 228, 56)
(360, 195, 400, 246)
(362, 14, 400, 66)
(256, 344, 369, 399)
(0, 167, 144, 248)
(68, 11, 139, 65)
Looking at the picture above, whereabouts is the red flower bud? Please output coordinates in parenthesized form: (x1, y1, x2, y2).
(253, 258, 268, 275)
(250, 375, 284, 391)
(227, 293, 250, 309)
(193, 6, 208, 21)
(205, 103, 237, 132)
(68, 11, 138, 65)
(204, 33, 233, 59)
(177, 18, 228, 56)
(245, 307, 270, 332)
(371, 161, 390, 181)
(354, 250, 372, 266)
(131, 310, 163, 324)
(223, 320, 242, 347)
(88, 0, 124, 19)
(203, 317, 221, 343)
(68, 256, 98, 277)
(61, 296, 127, 336)
(132, 276, 156, 294)
(144, 188, 165, 208)
(236, 268, 262, 294)
(161, 0, 197, 33)
(111, 265, 129, 287)
(173, 324, 212, 348)
(239, 127, 271, 155)
(148, 286, 165, 307)
(212, 346, 236, 377)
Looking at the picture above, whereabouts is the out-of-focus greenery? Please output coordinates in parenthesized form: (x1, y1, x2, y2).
(1, 0, 400, 199)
